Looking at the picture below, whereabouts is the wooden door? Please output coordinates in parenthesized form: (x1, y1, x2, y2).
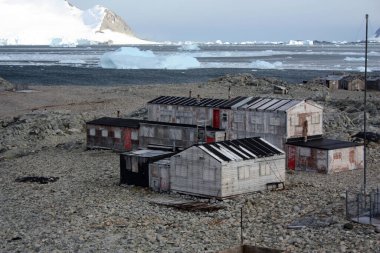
(213, 109, 220, 128)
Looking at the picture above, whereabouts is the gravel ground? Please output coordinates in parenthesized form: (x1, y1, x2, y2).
(1, 77, 380, 252)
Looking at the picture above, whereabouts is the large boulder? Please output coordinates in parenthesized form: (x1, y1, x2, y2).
(0, 76, 14, 91)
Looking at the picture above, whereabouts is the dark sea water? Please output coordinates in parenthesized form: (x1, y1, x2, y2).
(0, 44, 379, 86)
(0, 65, 357, 86)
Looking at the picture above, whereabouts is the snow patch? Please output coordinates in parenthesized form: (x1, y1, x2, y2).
(250, 60, 283, 69)
(100, 47, 200, 69)
(0, 0, 151, 45)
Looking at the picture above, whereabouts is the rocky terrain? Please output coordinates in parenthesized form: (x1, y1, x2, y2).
(0, 74, 380, 252)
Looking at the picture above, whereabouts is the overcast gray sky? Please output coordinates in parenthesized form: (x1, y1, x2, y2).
(70, 0, 380, 42)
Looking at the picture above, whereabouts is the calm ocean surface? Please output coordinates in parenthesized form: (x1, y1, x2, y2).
(0, 44, 379, 85)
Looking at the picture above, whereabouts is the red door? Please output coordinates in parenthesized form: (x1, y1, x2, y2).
(287, 145, 296, 170)
(124, 128, 132, 151)
(213, 109, 220, 128)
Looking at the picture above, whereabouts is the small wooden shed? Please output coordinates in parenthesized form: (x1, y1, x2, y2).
(273, 85, 288, 94)
(86, 117, 140, 151)
(286, 137, 364, 173)
(324, 75, 344, 90)
(170, 137, 285, 199)
(120, 149, 174, 187)
(368, 77, 380, 90)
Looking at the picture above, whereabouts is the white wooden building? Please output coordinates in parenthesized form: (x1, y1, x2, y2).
(170, 137, 286, 199)
(147, 95, 323, 148)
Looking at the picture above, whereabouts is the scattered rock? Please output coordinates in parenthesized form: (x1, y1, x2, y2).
(343, 223, 354, 230)
(15, 176, 59, 184)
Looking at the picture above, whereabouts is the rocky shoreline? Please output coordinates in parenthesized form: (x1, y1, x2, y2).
(1, 75, 380, 252)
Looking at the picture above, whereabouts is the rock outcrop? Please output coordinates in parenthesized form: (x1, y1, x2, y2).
(0, 76, 14, 91)
(99, 9, 134, 36)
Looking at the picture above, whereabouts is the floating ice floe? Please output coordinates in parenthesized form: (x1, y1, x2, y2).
(250, 60, 283, 69)
(357, 66, 372, 72)
(179, 43, 201, 51)
(100, 47, 201, 69)
(344, 57, 365, 62)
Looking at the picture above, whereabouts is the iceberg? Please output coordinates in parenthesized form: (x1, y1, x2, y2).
(344, 57, 365, 62)
(100, 47, 201, 69)
(179, 43, 201, 51)
(250, 60, 283, 69)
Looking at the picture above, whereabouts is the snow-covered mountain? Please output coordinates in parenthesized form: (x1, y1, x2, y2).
(0, 0, 153, 46)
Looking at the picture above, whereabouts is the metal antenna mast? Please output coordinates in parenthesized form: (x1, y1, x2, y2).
(363, 14, 368, 193)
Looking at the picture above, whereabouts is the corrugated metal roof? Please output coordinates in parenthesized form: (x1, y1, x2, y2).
(87, 117, 223, 131)
(237, 97, 303, 112)
(197, 137, 284, 162)
(286, 138, 363, 150)
(148, 95, 306, 112)
(124, 149, 173, 158)
(147, 96, 247, 109)
(86, 117, 141, 128)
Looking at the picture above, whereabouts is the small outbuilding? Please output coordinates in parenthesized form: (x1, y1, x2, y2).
(86, 117, 140, 151)
(149, 159, 171, 192)
(120, 149, 174, 187)
(286, 137, 364, 173)
(324, 75, 344, 90)
(170, 137, 286, 199)
(273, 85, 289, 94)
(368, 77, 380, 90)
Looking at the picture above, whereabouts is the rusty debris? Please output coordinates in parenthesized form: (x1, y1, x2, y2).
(149, 198, 224, 212)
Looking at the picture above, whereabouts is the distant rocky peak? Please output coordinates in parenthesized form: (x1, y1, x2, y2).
(99, 9, 134, 36)
(375, 28, 380, 38)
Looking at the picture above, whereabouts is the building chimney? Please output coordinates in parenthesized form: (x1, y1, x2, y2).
(228, 86, 231, 99)
(196, 94, 201, 103)
(117, 110, 120, 118)
(189, 90, 192, 98)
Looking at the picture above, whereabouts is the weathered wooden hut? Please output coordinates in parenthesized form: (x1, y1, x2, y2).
(273, 85, 289, 94)
(120, 149, 174, 187)
(340, 76, 365, 91)
(147, 95, 251, 128)
(286, 137, 364, 173)
(228, 97, 323, 148)
(87, 117, 226, 152)
(170, 137, 285, 199)
(147, 96, 323, 149)
(324, 75, 344, 90)
(139, 121, 225, 151)
(86, 117, 140, 151)
(368, 77, 380, 90)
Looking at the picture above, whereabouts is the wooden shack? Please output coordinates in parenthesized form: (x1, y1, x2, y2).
(368, 77, 380, 90)
(120, 149, 174, 187)
(86, 117, 140, 151)
(170, 137, 285, 199)
(147, 96, 323, 149)
(139, 121, 225, 151)
(273, 85, 288, 94)
(228, 98, 323, 149)
(324, 75, 343, 90)
(340, 76, 365, 91)
(286, 137, 364, 173)
(147, 95, 252, 128)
